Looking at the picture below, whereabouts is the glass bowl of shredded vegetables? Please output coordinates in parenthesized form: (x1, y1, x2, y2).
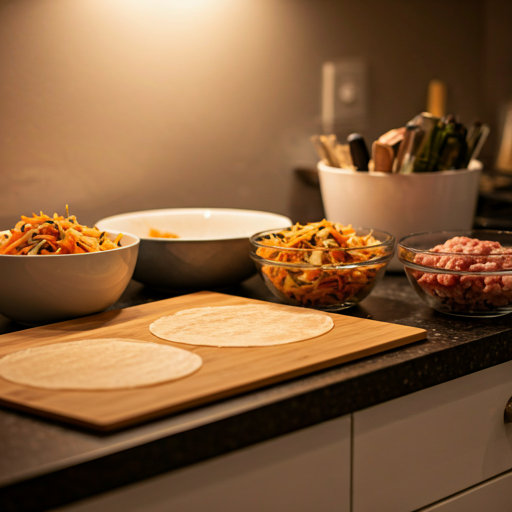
(250, 220, 394, 312)
(0, 207, 139, 325)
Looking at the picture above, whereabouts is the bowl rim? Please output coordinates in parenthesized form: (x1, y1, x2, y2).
(0, 231, 139, 258)
(317, 160, 483, 176)
(250, 226, 394, 270)
(398, 229, 512, 256)
(95, 208, 293, 242)
(250, 227, 395, 253)
(398, 229, 512, 275)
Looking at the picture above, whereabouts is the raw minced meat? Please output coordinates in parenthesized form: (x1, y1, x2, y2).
(410, 237, 512, 312)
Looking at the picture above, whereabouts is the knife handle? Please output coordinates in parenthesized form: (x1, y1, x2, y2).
(394, 125, 415, 172)
(372, 141, 394, 173)
(347, 133, 370, 171)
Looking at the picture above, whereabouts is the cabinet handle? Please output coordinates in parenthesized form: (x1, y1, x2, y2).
(505, 397, 512, 424)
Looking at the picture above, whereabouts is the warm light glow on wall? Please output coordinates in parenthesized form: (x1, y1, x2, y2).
(83, 0, 239, 49)
(101, 0, 233, 23)
(121, 0, 221, 11)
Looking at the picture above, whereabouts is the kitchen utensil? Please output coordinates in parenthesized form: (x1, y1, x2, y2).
(378, 127, 405, 150)
(334, 143, 355, 170)
(372, 141, 395, 173)
(399, 126, 425, 174)
(427, 79, 447, 118)
(436, 117, 468, 171)
(393, 123, 415, 173)
(319, 134, 341, 167)
(466, 123, 490, 164)
(347, 133, 370, 171)
(411, 112, 441, 173)
(311, 135, 330, 165)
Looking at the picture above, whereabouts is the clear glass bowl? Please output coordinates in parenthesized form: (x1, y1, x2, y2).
(398, 230, 512, 318)
(250, 228, 394, 312)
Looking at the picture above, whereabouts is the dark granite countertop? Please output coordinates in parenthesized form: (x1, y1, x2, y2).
(1, 273, 512, 512)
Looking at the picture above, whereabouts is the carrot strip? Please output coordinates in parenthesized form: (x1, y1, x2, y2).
(0, 229, 36, 255)
(0, 208, 123, 256)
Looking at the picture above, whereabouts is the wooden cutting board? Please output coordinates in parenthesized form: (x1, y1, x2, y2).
(0, 292, 426, 431)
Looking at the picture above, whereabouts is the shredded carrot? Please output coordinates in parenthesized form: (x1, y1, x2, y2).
(0, 208, 123, 256)
(148, 228, 179, 239)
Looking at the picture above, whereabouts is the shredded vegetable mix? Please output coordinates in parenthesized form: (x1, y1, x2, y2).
(148, 228, 179, 239)
(255, 220, 387, 308)
(0, 207, 122, 255)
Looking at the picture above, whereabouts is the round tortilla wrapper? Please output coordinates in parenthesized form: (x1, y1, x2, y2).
(0, 339, 202, 390)
(149, 304, 334, 347)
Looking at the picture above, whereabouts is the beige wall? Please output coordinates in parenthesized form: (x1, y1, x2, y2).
(0, 0, 502, 228)
(482, 0, 512, 160)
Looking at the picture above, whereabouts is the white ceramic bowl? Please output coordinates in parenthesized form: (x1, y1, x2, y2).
(0, 233, 139, 325)
(318, 161, 482, 271)
(95, 208, 292, 291)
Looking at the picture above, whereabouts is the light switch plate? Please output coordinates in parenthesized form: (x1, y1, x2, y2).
(322, 59, 368, 133)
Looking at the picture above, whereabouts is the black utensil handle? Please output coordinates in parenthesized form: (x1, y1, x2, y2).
(347, 133, 370, 171)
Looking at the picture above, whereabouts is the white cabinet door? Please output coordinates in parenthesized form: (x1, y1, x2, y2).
(353, 360, 512, 512)
(421, 469, 512, 512)
(54, 415, 351, 512)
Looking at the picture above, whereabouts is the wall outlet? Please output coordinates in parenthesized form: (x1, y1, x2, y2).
(322, 59, 368, 133)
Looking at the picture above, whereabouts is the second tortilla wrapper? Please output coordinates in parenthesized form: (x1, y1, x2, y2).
(150, 304, 334, 347)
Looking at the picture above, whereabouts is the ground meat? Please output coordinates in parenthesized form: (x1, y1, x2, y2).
(411, 237, 512, 312)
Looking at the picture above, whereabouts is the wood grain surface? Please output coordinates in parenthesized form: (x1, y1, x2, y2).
(0, 292, 427, 431)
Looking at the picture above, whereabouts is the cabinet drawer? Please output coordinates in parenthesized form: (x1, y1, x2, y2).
(353, 359, 512, 512)
(54, 416, 351, 512)
(421, 469, 512, 512)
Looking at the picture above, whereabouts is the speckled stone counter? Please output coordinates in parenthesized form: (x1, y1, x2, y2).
(1, 274, 512, 512)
